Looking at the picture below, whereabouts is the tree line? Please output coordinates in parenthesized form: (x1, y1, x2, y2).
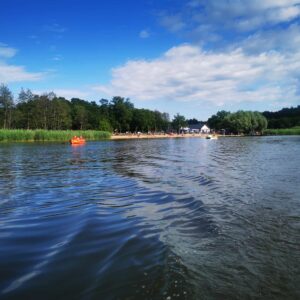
(207, 110, 268, 134)
(2, 83, 295, 134)
(0, 84, 172, 132)
(263, 106, 300, 129)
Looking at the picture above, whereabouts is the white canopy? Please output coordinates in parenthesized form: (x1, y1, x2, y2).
(201, 125, 210, 132)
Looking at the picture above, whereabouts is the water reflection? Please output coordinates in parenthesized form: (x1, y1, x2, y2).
(0, 137, 299, 299)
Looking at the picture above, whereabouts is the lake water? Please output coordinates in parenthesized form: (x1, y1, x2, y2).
(0, 136, 299, 300)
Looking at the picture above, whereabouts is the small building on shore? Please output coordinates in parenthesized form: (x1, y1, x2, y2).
(188, 123, 202, 133)
(201, 125, 210, 133)
(180, 127, 190, 133)
(179, 122, 210, 134)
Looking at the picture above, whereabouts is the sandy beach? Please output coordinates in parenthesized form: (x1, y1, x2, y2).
(111, 133, 217, 140)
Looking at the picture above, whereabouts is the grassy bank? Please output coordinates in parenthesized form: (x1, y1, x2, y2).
(264, 127, 300, 135)
(0, 129, 111, 142)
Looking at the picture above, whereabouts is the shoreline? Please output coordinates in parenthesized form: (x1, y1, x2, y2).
(1, 129, 298, 143)
(111, 133, 221, 140)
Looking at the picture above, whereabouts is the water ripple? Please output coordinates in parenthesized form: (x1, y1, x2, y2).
(0, 137, 299, 299)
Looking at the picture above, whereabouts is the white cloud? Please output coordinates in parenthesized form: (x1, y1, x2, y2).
(239, 23, 300, 54)
(139, 30, 150, 38)
(0, 63, 45, 83)
(160, 0, 300, 38)
(159, 14, 186, 33)
(0, 44, 17, 58)
(155, 1, 300, 113)
(234, 4, 300, 31)
(93, 44, 300, 107)
(0, 43, 45, 83)
(198, 0, 300, 30)
(268, 5, 300, 22)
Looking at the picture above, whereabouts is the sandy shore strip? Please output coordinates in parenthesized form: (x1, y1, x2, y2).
(110, 133, 218, 140)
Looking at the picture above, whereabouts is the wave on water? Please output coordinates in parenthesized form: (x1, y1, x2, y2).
(0, 137, 299, 299)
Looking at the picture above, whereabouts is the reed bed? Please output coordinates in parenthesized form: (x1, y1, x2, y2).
(0, 130, 111, 142)
(264, 127, 300, 135)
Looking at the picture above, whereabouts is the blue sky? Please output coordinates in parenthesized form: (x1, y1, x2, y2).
(1, 0, 300, 120)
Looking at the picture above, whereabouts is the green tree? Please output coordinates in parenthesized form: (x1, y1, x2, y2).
(99, 118, 112, 131)
(131, 109, 149, 132)
(263, 106, 300, 129)
(0, 84, 177, 132)
(172, 113, 186, 133)
(227, 111, 252, 134)
(207, 110, 231, 131)
(99, 98, 110, 119)
(16, 88, 34, 129)
(0, 84, 14, 129)
(254, 112, 268, 133)
(18, 88, 33, 103)
(154, 110, 170, 132)
(131, 109, 145, 132)
(72, 105, 88, 130)
(49, 97, 72, 129)
(111, 96, 133, 132)
(208, 110, 267, 134)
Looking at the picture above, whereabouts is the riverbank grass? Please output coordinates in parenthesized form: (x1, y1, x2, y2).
(264, 127, 300, 135)
(0, 130, 111, 142)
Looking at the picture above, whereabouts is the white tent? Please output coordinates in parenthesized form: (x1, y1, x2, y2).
(180, 127, 190, 133)
(201, 125, 210, 133)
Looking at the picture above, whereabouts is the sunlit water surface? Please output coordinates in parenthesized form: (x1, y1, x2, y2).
(0, 136, 299, 299)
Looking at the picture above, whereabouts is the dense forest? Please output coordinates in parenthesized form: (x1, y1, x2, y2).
(1, 84, 298, 134)
(263, 106, 300, 128)
(0, 84, 171, 133)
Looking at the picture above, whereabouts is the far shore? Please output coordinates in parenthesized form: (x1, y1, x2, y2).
(111, 133, 223, 140)
(3, 129, 298, 143)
